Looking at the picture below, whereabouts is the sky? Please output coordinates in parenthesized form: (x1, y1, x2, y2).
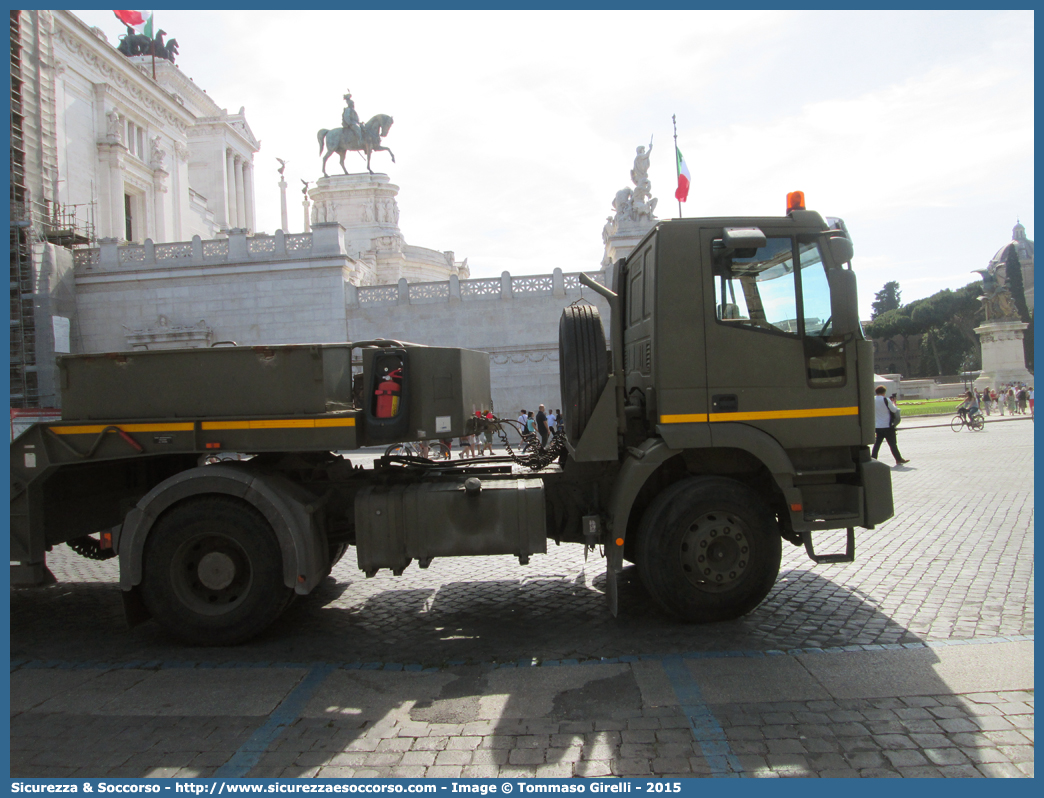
(73, 9, 1034, 318)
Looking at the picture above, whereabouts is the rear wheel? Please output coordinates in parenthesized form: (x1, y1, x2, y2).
(636, 477, 781, 622)
(385, 443, 413, 457)
(970, 416, 985, 431)
(429, 442, 451, 460)
(140, 496, 292, 646)
(559, 305, 609, 441)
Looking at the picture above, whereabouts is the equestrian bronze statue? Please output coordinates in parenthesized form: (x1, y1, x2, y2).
(317, 114, 395, 176)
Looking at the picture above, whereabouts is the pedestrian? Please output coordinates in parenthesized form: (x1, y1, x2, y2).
(536, 404, 549, 449)
(1030, 387, 1034, 418)
(1006, 388, 1016, 415)
(526, 411, 536, 435)
(481, 411, 495, 456)
(1017, 387, 1028, 415)
(458, 433, 476, 459)
(871, 385, 909, 465)
(981, 387, 991, 416)
(518, 409, 527, 428)
(547, 408, 557, 435)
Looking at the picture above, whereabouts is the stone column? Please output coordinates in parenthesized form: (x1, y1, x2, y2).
(279, 179, 288, 233)
(109, 148, 126, 239)
(234, 155, 246, 229)
(152, 168, 168, 243)
(225, 148, 237, 231)
(172, 142, 188, 240)
(243, 161, 255, 233)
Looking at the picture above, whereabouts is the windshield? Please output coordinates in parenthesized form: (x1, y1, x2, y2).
(715, 236, 835, 336)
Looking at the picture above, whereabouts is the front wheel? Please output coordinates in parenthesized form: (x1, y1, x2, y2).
(950, 415, 965, 432)
(636, 477, 782, 622)
(140, 496, 293, 646)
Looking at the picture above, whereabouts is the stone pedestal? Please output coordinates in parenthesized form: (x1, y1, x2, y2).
(605, 224, 653, 267)
(974, 320, 1033, 388)
(309, 173, 402, 285)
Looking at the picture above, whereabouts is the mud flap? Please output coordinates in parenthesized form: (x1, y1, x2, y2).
(122, 585, 151, 628)
(803, 526, 855, 564)
(599, 516, 624, 617)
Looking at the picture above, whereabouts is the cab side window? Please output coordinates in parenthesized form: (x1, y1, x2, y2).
(713, 237, 799, 335)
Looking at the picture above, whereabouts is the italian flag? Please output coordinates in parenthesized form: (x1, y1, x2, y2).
(675, 146, 691, 202)
(113, 10, 153, 37)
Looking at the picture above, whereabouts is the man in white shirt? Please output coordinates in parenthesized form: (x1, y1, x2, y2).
(871, 386, 909, 465)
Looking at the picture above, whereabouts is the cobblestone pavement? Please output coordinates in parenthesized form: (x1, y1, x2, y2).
(10, 417, 1033, 777)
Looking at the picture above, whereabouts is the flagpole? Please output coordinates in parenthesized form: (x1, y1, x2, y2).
(672, 115, 682, 218)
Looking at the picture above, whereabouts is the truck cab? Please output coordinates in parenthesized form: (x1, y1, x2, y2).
(562, 197, 893, 621)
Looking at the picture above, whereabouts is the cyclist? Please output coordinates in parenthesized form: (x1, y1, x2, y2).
(957, 390, 980, 423)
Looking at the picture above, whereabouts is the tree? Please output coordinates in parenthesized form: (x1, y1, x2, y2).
(871, 281, 901, 320)
(865, 282, 983, 377)
(1004, 245, 1033, 370)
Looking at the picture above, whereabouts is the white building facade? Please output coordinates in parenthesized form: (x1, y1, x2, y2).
(52, 12, 260, 242)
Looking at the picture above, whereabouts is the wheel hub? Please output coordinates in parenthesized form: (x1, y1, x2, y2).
(171, 534, 252, 615)
(197, 551, 236, 590)
(679, 511, 751, 592)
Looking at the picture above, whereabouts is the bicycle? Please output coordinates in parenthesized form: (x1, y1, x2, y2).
(950, 411, 985, 432)
(384, 440, 451, 459)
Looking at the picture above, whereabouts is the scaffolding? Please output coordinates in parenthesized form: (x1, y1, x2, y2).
(10, 11, 94, 409)
(10, 10, 38, 408)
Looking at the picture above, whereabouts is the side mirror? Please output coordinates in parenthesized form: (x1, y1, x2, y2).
(827, 235, 854, 266)
(827, 268, 860, 335)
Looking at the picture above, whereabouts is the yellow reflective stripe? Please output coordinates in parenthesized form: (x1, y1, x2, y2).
(661, 406, 858, 424)
(49, 423, 195, 435)
(201, 418, 356, 430)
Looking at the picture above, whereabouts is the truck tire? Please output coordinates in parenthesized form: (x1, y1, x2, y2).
(140, 496, 293, 646)
(559, 305, 609, 440)
(636, 477, 781, 622)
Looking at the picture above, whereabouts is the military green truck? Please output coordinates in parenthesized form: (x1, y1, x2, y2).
(10, 197, 893, 645)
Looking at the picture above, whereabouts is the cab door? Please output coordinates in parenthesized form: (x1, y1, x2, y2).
(701, 227, 862, 452)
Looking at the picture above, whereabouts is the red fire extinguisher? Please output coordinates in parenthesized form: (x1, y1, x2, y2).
(374, 368, 403, 418)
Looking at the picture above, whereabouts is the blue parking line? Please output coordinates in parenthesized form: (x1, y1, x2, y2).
(213, 663, 334, 779)
(661, 655, 745, 778)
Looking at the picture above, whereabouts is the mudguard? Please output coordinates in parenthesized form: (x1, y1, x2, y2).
(116, 465, 328, 595)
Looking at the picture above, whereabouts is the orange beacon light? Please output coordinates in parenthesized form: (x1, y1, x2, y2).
(786, 191, 805, 213)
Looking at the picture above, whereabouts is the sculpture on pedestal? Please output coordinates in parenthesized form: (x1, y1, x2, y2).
(149, 136, 166, 170)
(610, 137, 658, 230)
(317, 89, 395, 176)
(974, 266, 1019, 322)
(116, 26, 178, 63)
(602, 139, 660, 267)
(106, 109, 123, 143)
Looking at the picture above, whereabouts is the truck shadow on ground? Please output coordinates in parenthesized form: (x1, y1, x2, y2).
(12, 563, 922, 667)
(12, 564, 1029, 778)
